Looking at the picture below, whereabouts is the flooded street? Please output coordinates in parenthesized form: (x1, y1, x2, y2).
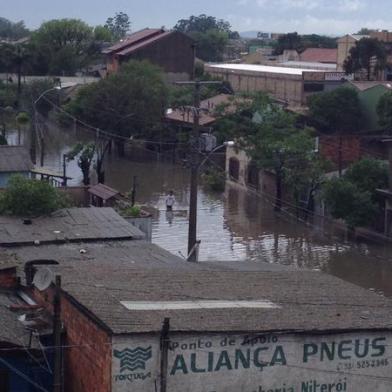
(7, 125, 392, 297)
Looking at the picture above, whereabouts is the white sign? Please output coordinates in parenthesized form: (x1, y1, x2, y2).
(112, 332, 392, 392)
(325, 73, 354, 81)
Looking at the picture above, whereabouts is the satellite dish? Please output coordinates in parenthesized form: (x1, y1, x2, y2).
(33, 268, 54, 291)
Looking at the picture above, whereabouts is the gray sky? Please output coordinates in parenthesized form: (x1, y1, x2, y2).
(1, 0, 391, 35)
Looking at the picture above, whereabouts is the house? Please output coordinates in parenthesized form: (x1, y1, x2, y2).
(346, 80, 392, 131)
(88, 183, 120, 207)
(103, 28, 195, 82)
(0, 146, 33, 187)
(4, 250, 392, 391)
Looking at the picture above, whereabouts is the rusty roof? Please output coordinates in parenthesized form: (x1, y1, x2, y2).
(103, 28, 166, 55)
(299, 48, 337, 63)
(0, 146, 33, 173)
(88, 183, 119, 201)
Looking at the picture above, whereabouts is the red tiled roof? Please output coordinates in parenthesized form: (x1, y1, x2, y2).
(102, 28, 164, 55)
(300, 48, 337, 63)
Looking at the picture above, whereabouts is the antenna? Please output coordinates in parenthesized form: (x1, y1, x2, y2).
(33, 267, 54, 291)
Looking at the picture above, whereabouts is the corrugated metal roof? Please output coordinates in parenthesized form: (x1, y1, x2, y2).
(0, 146, 33, 173)
(348, 80, 392, 92)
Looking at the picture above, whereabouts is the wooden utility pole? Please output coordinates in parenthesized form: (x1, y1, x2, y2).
(175, 80, 221, 261)
(53, 275, 62, 392)
(160, 318, 170, 392)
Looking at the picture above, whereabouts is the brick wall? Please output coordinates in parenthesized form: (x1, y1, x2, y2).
(0, 267, 18, 289)
(320, 135, 362, 168)
(61, 296, 112, 392)
(33, 288, 112, 392)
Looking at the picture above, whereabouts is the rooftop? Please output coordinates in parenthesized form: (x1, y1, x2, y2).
(0, 146, 33, 173)
(208, 63, 326, 76)
(348, 80, 392, 92)
(299, 48, 337, 63)
(88, 183, 120, 201)
(0, 207, 144, 247)
(24, 245, 392, 335)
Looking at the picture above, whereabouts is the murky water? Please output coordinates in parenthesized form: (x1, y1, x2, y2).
(6, 125, 392, 297)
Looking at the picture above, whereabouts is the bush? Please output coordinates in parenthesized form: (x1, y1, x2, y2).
(202, 169, 225, 192)
(0, 175, 69, 216)
(122, 205, 141, 218)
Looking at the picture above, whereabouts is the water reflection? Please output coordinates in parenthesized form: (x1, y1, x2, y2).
(6, 125, 392, 296)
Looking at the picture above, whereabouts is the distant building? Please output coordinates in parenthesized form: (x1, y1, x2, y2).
(337, 34, 368, 72)
(103, 28, 195, 82)
(299, 48, 337, 64)
(205, 63, 348, 107)
(0, 146, 33, 187)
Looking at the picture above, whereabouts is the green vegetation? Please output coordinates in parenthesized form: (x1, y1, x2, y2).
(104, 12, 131, 40)
(307, 87, 362, 134)
(66, 143, 96, 186)
(323, 158, 388, 230)
(122, 205, 141, 218)
(66, 60, 168, 155)
(202, 169, 225, 193)
(174, 14, 238, 62)
(377, 91, 392, 130)
(217, 93, 328, 212)
(273, 32, 337, 55)
(0, 175, 69, 216)
(344, 38, 387, 81)
(0, 17, 29, 40)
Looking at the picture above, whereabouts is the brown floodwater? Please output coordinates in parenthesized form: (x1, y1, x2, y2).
(6, 124, 392, 297)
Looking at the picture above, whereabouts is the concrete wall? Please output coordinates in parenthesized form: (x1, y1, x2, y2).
(337, 36, 357, 71)
(205, 66, 305, 106)
(111, 331, 392, 392)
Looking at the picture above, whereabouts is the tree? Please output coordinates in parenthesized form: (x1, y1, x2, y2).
(174, 14, 238, 62)
(66, 143, 95, 185)
(94, 25, 114, 42)
(308, 87, 363, 176)
(377, 91, 392, 130)
(323, 158, 387, 230)
(323, 177, 377, 230)
(0, 175, 68, 216)
(345, 158, 388, 197)
(66, 60, 168, 155)
(31, 19, 93, 75)
(344, 38, 387, 80)
(307, 87, 362, 134)
(273, 32, 302, 55)
(104, 12, 131, 40)
(0, 17, 29, 40)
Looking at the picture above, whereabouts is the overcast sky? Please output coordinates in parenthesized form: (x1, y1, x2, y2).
(1, 0, 391, 35)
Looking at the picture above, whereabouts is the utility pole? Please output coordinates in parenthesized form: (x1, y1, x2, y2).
(160, 318, 170, 392)
(131, 176, 137, 206)
(175, 80, 221, 262)
(53, 275, 62, 392)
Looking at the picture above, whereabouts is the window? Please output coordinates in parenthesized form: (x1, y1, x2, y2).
(229, 158, 240, 181)
(304, 83, 324, 92)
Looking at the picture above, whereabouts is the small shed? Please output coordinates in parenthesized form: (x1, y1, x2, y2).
(88, 183, 120, 207)
(0, 146, 33, 187)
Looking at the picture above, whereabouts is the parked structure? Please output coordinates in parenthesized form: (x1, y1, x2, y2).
(103, 28, 195, 82)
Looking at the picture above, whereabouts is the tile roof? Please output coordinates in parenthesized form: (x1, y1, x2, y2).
(0, 207, 144, 247)
(299, 48, 337, 63)
(0, 146, 33, 173)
